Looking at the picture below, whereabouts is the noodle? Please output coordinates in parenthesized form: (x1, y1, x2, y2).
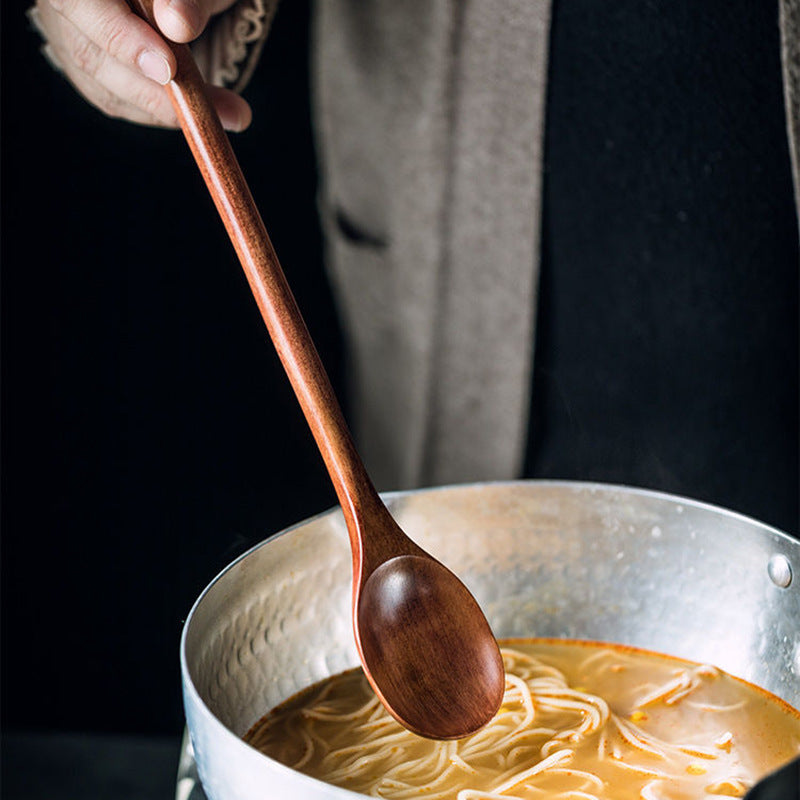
(244, 639, 800, 799)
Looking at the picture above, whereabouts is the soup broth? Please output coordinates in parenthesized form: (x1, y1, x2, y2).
(244, 639, 800, 799)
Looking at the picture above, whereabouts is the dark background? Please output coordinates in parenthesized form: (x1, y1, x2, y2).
(2, 0, 339, 780)
(525, 1, 799, 532)
(2, 0, 798, 796)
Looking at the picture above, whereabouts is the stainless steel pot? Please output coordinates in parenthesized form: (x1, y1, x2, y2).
(180, 481, 800, 800)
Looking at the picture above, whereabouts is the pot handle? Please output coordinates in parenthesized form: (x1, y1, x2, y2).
(743, 755, 800, 799)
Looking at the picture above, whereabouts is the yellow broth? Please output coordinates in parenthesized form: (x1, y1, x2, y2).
(244, 639, 800, 799)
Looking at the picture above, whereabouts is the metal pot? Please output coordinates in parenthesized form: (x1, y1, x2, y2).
(180, 481, 800, 800)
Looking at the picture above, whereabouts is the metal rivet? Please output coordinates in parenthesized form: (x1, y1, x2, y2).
(767, 554, 793, 589)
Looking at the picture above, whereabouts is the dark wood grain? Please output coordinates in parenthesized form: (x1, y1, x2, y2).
(127, 0, 503, 739)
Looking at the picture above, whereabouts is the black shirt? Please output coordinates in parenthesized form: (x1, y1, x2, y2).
(524, 0, 799, 535)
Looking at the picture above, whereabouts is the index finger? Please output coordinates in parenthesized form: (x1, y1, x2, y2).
(46, 0, 176, 85)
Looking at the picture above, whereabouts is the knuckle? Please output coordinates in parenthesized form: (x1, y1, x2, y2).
(103, 22, 128, 61)
(135, 86, 169, 122)
(101, 12, 136, 62)
(140, 92, 169, 120)
(59, 56, 145, 125)
(70, 35, 102, 77)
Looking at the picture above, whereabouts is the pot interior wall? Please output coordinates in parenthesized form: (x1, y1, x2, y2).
(183, 481, 800, 742)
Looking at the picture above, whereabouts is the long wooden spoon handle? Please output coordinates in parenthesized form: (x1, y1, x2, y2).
(128, 1, 376, 535)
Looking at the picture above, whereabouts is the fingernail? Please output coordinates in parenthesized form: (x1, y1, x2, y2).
(165, 0, 201, 40)
(223, 107, 252, 133)
(138, 50, 171, 85)
(222, 116, 244, 133)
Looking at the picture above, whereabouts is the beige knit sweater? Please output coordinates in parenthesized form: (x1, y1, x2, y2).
(212, 0, 800, 493)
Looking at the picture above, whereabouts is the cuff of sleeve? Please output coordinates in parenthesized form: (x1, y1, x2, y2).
(193, 0, 279, 92)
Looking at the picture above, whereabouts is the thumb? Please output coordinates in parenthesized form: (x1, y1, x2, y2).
(153, 0, 238, 44)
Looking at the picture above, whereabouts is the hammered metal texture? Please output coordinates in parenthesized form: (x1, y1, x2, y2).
(180, 481, 800, 800)
(184, 510, 356, 735)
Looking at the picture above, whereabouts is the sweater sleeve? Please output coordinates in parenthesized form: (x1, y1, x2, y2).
(192, 0, 279, 93)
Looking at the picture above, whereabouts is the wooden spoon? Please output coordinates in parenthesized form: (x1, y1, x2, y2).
(129, 1, 504, 739)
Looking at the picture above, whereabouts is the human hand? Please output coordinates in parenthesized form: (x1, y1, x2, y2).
(30, 0, 253, 131)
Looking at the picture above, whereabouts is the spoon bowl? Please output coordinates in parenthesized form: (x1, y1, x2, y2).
(358, 553, 505, 739)
(129, 0, 504, 739)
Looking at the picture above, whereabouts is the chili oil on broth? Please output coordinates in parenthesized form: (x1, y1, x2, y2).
(244, 639, 800, 800)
